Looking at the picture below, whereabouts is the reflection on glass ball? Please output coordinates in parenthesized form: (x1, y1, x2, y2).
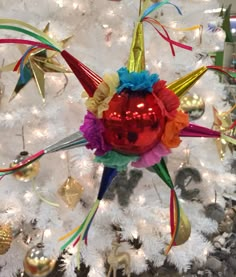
(180, 93, 205, 121)
(103, 90, 165, 155)
(9, 151, 40, 182)
(23, 243, 56, 277)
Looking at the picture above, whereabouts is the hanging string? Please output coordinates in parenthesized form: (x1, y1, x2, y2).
(66, 152, 71, 177)
(22, 126, 25, 151)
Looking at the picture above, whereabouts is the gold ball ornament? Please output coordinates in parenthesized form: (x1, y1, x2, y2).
(10, 151, 40, 182)
(180, 93, 205, 121)
(174, 208, 191, 246)
(0, 224, 13, 255)
(23, 243, 56, 277)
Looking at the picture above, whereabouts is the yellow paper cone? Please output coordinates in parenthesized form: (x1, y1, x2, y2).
(127, 22, 145, 73)
(174, 207, 191, 245)
(167, 66, 208, 98)
(127, 0, 150, 72)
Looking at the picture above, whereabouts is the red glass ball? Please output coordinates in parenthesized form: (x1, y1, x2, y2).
(102, 90, 165, 155)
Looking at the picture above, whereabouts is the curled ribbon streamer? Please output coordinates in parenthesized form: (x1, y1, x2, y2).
(157, 20, 203, 45)
(144, 17, 176, 55)
(0, 150, 45, 174)
(19, 46, 37, 82)
(143, 17, 195, 48)
(207, 65, 233, 78)
(140, 0, 169, 21)
(170, 189, 175, 238)
(143, 17, 192, 56)
(60, 220, 87, 247)
(0, 170, 14, 177)
(58, 226, 81, 242)
(140, 0, 181, 22)
(0, 25, 56, 50)
(170, 24, 203, 45)
(60, 222, 86, 250)
(14, 46, 40, 72)
(0, 38, 55, 50)
(0, 132, 87, 176)
(152, 160, 181, 254)
(59, 199, 100, 251)
(32, 180, 60, 208)
(165, 190, 180, 253)
(73, 235, 81, 248)
(0, 19, 61, 51)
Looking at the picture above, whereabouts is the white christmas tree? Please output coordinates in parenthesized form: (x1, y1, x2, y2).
(0, 1, 234, 277)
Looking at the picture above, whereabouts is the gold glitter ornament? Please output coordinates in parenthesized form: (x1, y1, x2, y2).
(10, 151, 40, 182)
(58, 176, 84, 209)
(23, 243, 56, 277)
(0, 224, 13, 255)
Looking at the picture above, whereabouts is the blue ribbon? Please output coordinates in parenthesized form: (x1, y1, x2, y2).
(140, 0, 182, 21)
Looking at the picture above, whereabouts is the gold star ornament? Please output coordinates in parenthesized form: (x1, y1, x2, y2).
(1, 23, 72, 102)
(212, 105, 236, 160)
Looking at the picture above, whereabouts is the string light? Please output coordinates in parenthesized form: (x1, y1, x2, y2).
(44, 229, 52, 238)
(119, 35, 128, 43)
(5, 113, 13, 120)
(138, 195, 146, 205)
(33, 129, 48, 138)
(200, 160, 205, 167)
(24, 191, 34, 202)
(60, 152, 67, 160)
(131, 230, 138, 239)
(204, 8, 226, 14)
(107, 9, 115, 16)
(31, 106, 40, 115)
(203, 172, 209, 178)
(55, 0, 64, 8)
(139, 219, 147, 226)
(99, 201, 108, 213)
(72, 2, 78, 9)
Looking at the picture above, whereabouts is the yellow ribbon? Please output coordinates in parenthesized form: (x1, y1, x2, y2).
(58, 225, 81, 242)
(32, 180, 60, 208)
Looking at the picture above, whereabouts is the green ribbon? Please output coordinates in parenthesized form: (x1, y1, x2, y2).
(0, 25, 59, 51)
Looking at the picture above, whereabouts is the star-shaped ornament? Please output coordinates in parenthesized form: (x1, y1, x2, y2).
(212, 105, 236, 160)
(1, 23, 72, 102)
